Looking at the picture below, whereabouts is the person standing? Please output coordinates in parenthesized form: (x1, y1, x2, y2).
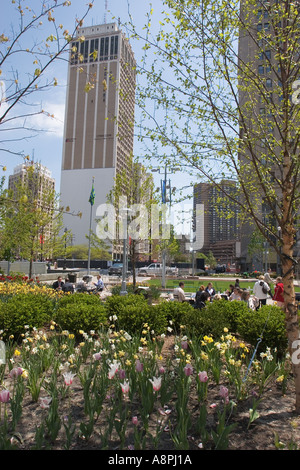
(253, 275, 270, 309)
(273, 277, 285, 309)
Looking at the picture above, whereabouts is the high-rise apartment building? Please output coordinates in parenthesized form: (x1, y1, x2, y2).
(193, 181, 241, 266)
(8, 162, 55, 205)
(60, 23, 136, 245)
(8, 162, 55, 254)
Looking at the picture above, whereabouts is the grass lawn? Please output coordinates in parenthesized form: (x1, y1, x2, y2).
(147, 277, 256, 293)
(147, 277, 300, 294)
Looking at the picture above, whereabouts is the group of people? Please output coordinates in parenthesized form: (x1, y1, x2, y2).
(173, 274, 285, 311)
(52, 274, 105, 294)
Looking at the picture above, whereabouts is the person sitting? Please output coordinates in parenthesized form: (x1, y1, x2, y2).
(76, 276, 93, 293)
(195, 291, 210, 309)
(205, 282, 215, 297)
(62, 277, 74, 293)
(229, 287, 242, 301)
(194, 285, 205, 306)
(93, 275, 104, 291)
(52, 276, 64, 291)
(173, 282, 186, 302)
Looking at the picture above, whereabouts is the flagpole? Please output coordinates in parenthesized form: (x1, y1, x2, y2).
(87, 177, 95, 276)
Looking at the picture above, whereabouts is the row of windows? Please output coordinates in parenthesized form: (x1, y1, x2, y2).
(70, 35, 119, 65)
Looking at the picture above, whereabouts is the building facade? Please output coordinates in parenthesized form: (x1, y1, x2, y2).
(193, 181, 241, 267)
(8, 162, 55, 258)
(60, 23, 136, 245)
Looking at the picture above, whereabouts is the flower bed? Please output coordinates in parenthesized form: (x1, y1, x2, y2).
(0, 281, 297, 450)
(0, 318, 295, 450)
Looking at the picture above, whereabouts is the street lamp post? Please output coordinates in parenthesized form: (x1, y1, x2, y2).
(151, 165, 178, 289)
(63, 227, 67, 270)
(277, 226, 282, 275)
(120, 207, 133, 296)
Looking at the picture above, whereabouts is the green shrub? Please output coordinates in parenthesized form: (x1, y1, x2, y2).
(152, 300, 195, 332)
(236, 304, 287, 355)
(183, 300, 235, 339)
(54, 293, 107, 334)
(207, 300, 249, 333)
(0, 293, 53, 340)
(110, 284, 136, 296)
(105, 294, 167, 334)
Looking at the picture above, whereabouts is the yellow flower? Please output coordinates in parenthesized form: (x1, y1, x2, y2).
(14, 349, 21, 356)
(276, 375, 284, 383)
(68, 334, 75, 339)
(119, 350, 125, 357)
(22, 370, 28, 379)
(224, 327, 228, 333)
(125, 359, 131, 366)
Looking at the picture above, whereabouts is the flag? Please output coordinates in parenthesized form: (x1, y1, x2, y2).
(89, 182, 95, 206)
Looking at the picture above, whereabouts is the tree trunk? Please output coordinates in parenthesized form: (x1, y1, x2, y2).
(281, 227, 300, 411)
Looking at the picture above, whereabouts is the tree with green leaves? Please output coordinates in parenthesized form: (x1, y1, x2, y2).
(1, 165, 64, 278)
(126, 0, 300, 409)
(0, 0, 94, 161)
(107, 155, 156, 287)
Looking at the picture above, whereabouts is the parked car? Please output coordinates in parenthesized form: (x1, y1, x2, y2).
(108, 263, 123, 275)
(138, 263, 178, 276)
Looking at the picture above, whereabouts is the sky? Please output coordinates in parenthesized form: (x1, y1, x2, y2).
(0, 0, 196, 235)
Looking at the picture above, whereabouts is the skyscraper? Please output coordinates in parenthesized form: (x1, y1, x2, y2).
(60, 23, 136, 245)
(193, 181, 240, 266)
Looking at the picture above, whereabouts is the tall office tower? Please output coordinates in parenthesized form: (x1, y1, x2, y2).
(193, 181, 240, 266)
(60, 23, 136, 245)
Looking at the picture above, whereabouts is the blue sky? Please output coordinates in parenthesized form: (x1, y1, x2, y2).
(0, 0, 195, 235)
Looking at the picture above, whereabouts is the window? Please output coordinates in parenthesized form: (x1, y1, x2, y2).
(258, 65, 264, 74)
(265, 50, 271, 59)
(266, 78, 272, 88)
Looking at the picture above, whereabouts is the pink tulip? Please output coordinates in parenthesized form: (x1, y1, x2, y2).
(118, 369, 126, 380)
(40, 397, 52, 409)
(219, 385, 229, 398)
(159, 366, 165, 374)
(149, 376, 162, 391)
(135, 360, 143, 372)
(181, 341, 188, 350)
(93, 352, 101, 361)
(120, 380, 129, 394)
(220, 385, 229, 403)
(9, 367, 23, 378)
(198, 371, 208, 383)
(0, 390, 10, 403)
(108, 362, 120, 380)
(132, 416, 138, 426)
(63, 371, 76, 386)
(184, 363, 193, 376)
